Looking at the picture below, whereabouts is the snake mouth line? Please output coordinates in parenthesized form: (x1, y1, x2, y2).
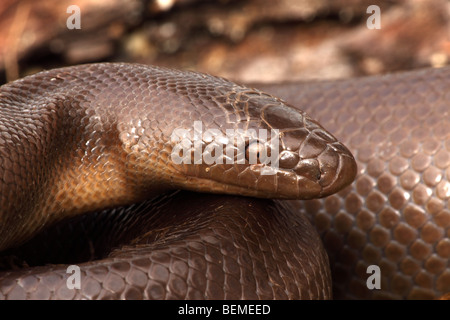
(173, 150, 356, 200)
(168, 129, 357, 200)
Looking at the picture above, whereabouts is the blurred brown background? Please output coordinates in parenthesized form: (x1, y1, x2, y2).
(1, 0, 449, 85)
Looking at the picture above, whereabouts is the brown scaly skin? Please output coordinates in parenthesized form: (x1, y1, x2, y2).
(3, 63, 449, 300)
(0, 63, 355, 299)
(257, 66, 450, 299)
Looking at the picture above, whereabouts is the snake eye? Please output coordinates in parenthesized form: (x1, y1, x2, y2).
(245, 140, 271, 164)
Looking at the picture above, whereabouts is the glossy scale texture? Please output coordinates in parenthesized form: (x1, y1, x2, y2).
(0, 63, 357, 299)
(258, 67, 450, 299)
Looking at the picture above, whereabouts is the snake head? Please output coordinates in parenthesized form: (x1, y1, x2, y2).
(168, 88, 357, 200)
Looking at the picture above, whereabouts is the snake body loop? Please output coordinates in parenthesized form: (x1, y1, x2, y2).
(0, 63, 355, 299)
(258, 67, 450, 299)
(1, 64, 448, 300)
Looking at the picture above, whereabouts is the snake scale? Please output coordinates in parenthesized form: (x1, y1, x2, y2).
(0, 63, 449, 300)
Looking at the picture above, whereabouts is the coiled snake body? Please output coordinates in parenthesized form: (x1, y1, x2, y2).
(0, 63, 448, 299)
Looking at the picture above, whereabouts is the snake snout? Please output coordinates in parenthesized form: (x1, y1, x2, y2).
(299, 124, 357, 198)
(276, 115, 357, 199)
(248, 100, 358, 199)
(316, 141, 357, 197)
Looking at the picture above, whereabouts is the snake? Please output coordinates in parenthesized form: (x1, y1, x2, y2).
(0, 63, 448, 300)
(0, 63, 355, 300)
